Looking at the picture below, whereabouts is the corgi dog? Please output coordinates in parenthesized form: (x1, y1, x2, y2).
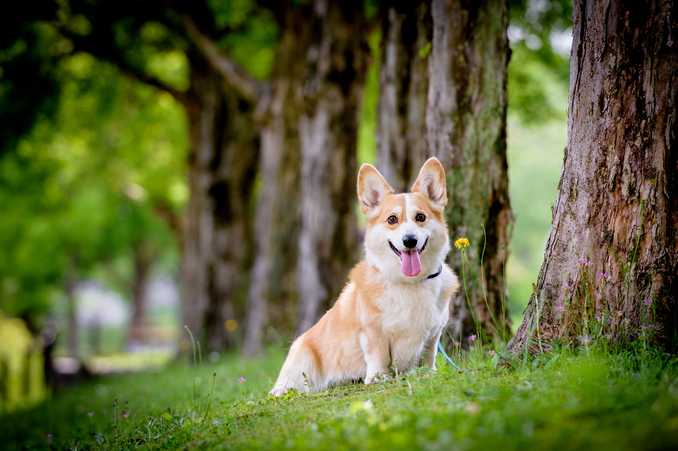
(269, 157, 459, 397)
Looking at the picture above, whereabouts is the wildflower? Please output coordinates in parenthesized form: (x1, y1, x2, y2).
(47, 435, 52, 439)
(595, 315, 601, 322)
(580, 336, 591, 345)
(469, 335, 477, 341)
(640, 325, 648, 330)
(454, 341, 460, 346)
(622, 318, 630, 325)
(87, 412, 94, 417)
(487, 350, 496, 356)
(454, 238, 470, 249)
(585, 261, 592, 267)
(644, 299, 652, 306)
(617, 310, 623, 316)
(611, 321, 617, 327)
(469, 346, 475, 351)
(605, 334, 613, 339)
(564, 283, 572, 291)
(598, 272, 607, 278)
(556, 306, 565, 312)
(577, 258, 586, 264)
(122, 413, 129, 418)
(237, 377, 246, 384)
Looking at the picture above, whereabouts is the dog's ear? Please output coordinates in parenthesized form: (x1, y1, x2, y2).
(412, 157, 447, 207)
(358, 164, 394, 215)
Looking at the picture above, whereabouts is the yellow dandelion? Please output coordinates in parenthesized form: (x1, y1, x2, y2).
(454, 238, 470, 249)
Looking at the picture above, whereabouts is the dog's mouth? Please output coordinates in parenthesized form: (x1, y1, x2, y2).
(389, 238, 428, 277)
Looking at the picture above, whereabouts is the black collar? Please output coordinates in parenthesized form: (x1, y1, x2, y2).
(426, 265, 443, 280)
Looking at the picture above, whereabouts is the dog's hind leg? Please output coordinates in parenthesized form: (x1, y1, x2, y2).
(269, 336, 320, 397)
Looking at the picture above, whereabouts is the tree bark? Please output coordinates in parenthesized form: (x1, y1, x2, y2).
(426, 0, 513, 344)
(508, 0, 678, 354)
(181, 60, 258, 351)
(376, 0, 432, 193)
(295, 0, 366, 333)
(242, 0, 367, 352)
(127, 242, 157, 344)
(65, 273, 78, 358)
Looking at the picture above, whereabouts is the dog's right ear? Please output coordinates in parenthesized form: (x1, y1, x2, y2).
(357, 164, 394, 216)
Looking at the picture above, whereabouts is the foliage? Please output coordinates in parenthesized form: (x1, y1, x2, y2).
(2, 343, 678, 450)
(0, 0, 62, 155)
(507, 0, 571, 124)
(0, 52, 186, 324)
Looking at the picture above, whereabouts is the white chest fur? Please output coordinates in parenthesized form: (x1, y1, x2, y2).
(373, 272, 452, 370)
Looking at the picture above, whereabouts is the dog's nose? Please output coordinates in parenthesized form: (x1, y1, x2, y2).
(402, 234, 418, 249)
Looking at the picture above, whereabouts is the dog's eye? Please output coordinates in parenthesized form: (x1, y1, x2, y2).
(387, 215, 398, 225)
(416, 213, 426, 222)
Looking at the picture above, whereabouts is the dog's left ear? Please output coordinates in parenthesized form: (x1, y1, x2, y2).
(412, 157, 447, 207)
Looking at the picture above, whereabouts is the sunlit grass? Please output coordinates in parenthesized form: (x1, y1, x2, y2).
(3, 343, 677, 450)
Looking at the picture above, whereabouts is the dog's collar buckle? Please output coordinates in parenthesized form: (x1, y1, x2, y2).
(426, 265, 443, 280)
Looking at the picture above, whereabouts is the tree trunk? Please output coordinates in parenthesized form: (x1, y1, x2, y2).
(65, 273, 78, 358)
(508, 0, 678, 354)
(127, 242, 156, 345)
(242, 0, 367, 352)
(376, 0, 432, 193)
(295, 0, 366, 333)
(242, 7, 305, 354)
(181, 61, 258, 351)
(426, 0, 513, 344)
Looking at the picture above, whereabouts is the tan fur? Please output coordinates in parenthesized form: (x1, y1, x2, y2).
(270, 158, 459, 396)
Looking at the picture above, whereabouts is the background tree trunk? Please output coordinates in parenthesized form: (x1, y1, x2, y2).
(181, 61, 258, 351)
(508, 0, 678, 354)
(426, 0, 513, 344)
(126, 242, 156, 344)
(296, 0, 366, 333)
(242, 0, 367, 352)
(376, 0, 431, 193)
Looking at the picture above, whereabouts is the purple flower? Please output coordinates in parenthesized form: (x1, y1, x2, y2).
(237, 377, 246, 384)
(585, 261, 592, 267)
(469, 335, 477, 341)
(469, 346, 475, 351)
(595, 315, 602, 322)
(122, 413, 129, 418)
(454, 341, 460, 346)
(605, 334, 613, 339)
(564, 283, 572, 291)
(622, 318, 630, 324)
(87, 412, 94, 417)
(580, 336, 591, 345)
(556, 306, 565, 312)
(577, 258, 586, 264)
(617, 310, 624, 316)
(611, 321, 617, 327)
(487, 350, 496, 356)
(598, 272, 607, 278)
(47, 435, 52, 439)
(644, 299, 652, 306)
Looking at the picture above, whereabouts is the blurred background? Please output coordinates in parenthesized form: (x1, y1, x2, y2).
(0, 0, 570, 411)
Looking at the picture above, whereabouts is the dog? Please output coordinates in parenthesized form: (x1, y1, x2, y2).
(269, 157, 459, 396)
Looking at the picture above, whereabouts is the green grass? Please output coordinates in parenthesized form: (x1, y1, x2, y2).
(3, 343, 678, 450)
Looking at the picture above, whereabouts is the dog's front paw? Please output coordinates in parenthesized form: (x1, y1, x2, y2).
(269, 386, 288, 397)
(364, 373, 390, 385)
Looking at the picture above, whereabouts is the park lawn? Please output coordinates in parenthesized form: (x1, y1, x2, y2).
(2, 344, 678, 450)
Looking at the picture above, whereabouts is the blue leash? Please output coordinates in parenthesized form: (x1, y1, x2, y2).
(437, 341, 462, 371)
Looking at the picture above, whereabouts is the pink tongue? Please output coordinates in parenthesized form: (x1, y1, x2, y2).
(401, 249, 422, 277)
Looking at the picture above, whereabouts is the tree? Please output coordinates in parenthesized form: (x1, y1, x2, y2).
(508, 0, 678, 353)
(241, 0, 368, 352)
(377, 0, 513, 344)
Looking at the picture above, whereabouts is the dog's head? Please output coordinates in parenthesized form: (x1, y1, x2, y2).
(357, 158, 450, 282)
